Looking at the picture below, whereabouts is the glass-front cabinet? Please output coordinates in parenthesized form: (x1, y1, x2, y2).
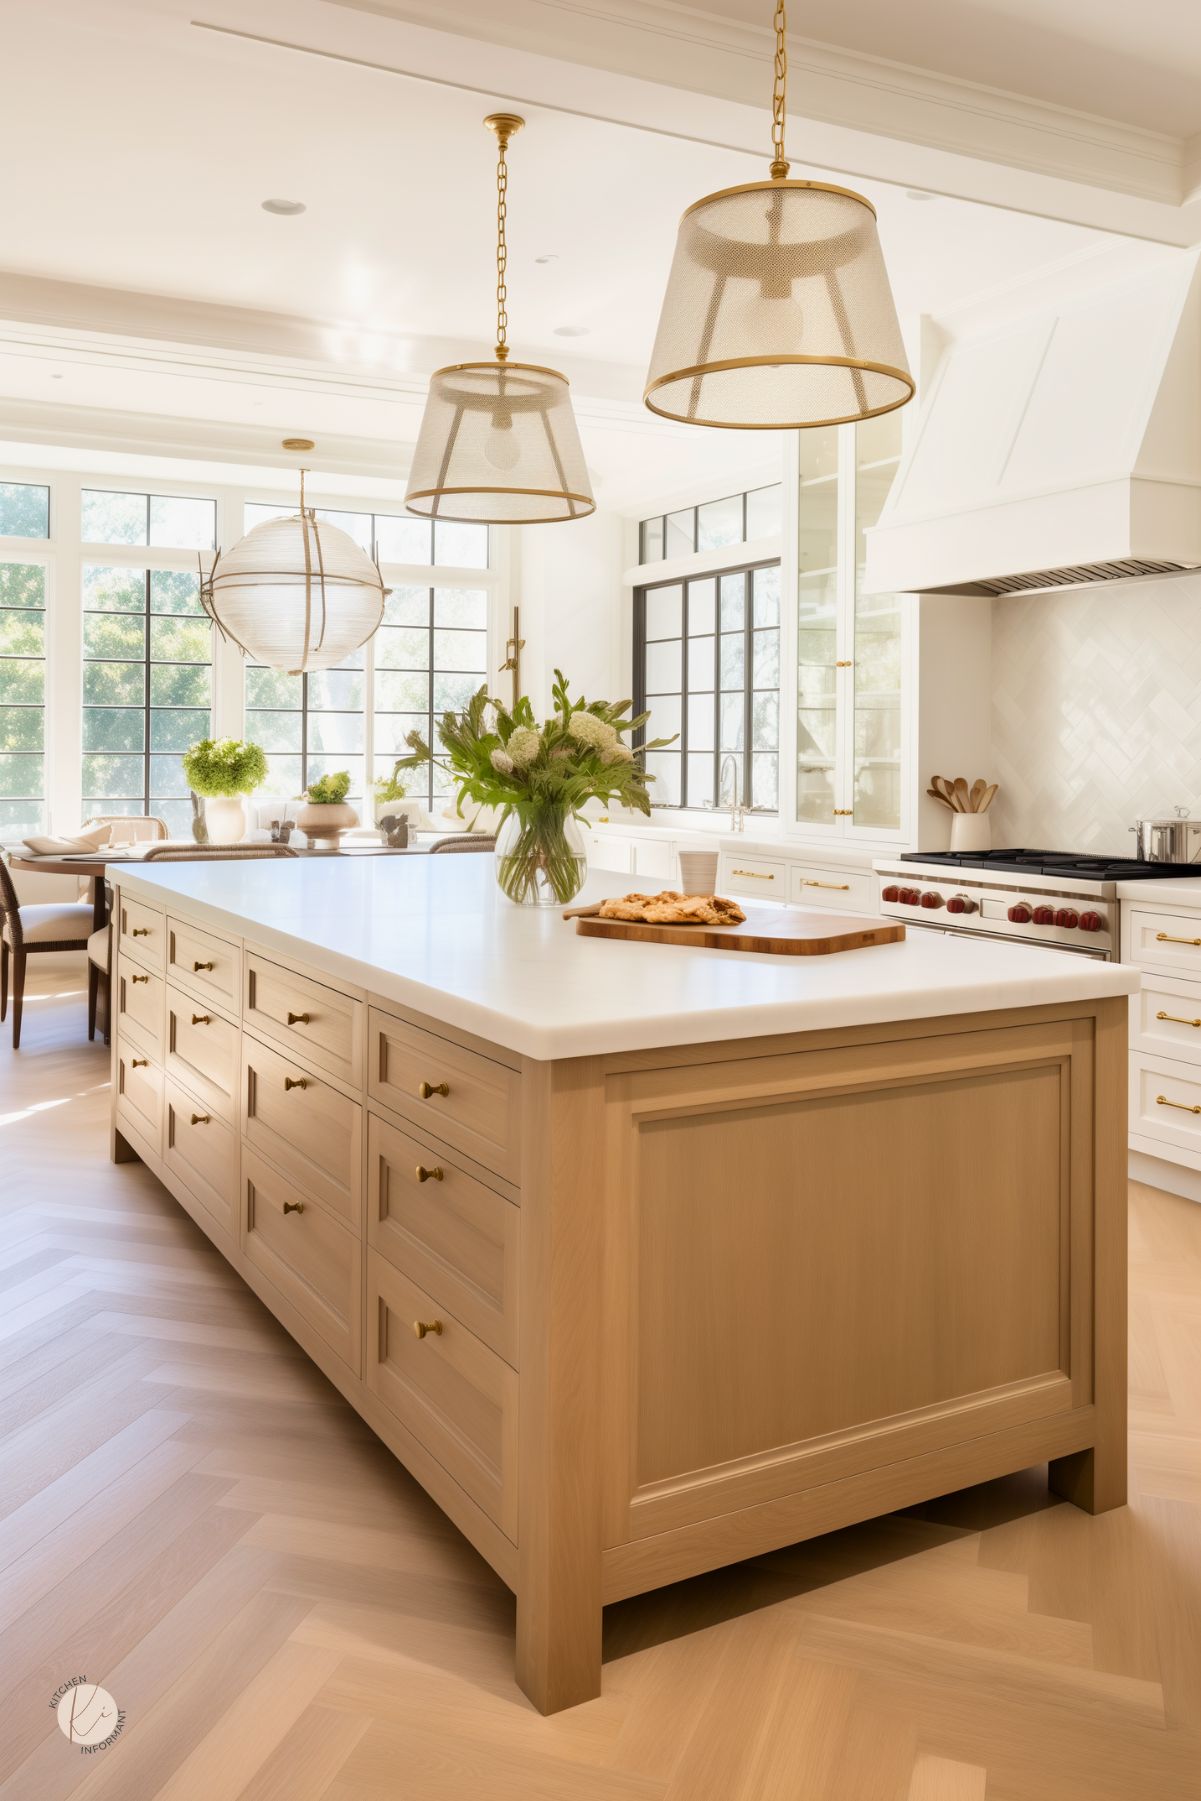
(795, 412, 905, 837)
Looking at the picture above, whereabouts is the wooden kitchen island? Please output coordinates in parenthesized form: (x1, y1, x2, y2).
(108, 855, 1137, 1714)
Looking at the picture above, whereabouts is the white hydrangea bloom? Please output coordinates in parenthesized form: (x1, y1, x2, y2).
(600, 743, 634, 765)
(567, 711, 617, 751)
(507, 727, 542, 767)
(490, 748, 515, 775)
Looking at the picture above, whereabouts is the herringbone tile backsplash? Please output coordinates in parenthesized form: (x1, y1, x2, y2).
(990, 573, 1201, 851)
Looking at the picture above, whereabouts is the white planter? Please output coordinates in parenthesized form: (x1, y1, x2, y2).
(204, 794, 248, 843)
(296, 801, 358, 845)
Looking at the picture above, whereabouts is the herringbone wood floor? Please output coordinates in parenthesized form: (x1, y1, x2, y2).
(2, 962, 1199, 1800)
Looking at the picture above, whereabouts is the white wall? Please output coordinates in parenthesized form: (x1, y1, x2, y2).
(991, 572, 1201, 850)
(515, 509, 627, 713)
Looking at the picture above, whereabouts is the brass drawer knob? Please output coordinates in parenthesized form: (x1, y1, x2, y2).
(415, 1164, 444, 1183)
(190, 1112, 210, 1126)
(284, 1076, 307, 1091)
(283, 1200, 305, 1214)
(192, 959, 214, 972)
(191, 1014, 210, 1026)
(1156, 1094, 1201, 1115)
(130, 973, 149, 985)
(413, 1318, 443, 1339)
(131, 926, 150, 937)
(130, 1057, 149, 1068)
(287, 1011, 310, 1026)
(1156, 1010, 1201, 1029)
(418, 1080, 450, 1100)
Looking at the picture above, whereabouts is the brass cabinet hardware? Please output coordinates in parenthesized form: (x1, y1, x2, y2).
(190, 1112, 210, 1125)
(282, 1200, 305, 1214)
(129, 973, 149, 984)
(833, 808, 854, 816)
(130, 1057, 148, 1068)
(131, 926, 150, 937)
(1156, 1094, 1201, 1115)
(1155, 932, 1201, 946)
(1156, 1010, 1201, 1028)
(731, 868, 774, 880)
(415, 1164, 444, 1183)
(418, 1079, 450, 1099)
(413, 1318, 443, 1338)
(287, 1011, 310, 1025)
(835, 658, 854, 667)
(191, 1014, 210, 1026)
(192, 959, 214, 972)
(284, 1076, 307, 1091)
(801, 878, 851, 891)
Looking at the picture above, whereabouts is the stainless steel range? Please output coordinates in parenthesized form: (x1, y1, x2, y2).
(874, 849, 1201, 960)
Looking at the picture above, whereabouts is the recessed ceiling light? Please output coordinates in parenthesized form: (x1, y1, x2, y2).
(904, 189, 936, 203)
(534, 254, 558, 265)
(553, 325, 589, 337)
(261, 197, 306, 216)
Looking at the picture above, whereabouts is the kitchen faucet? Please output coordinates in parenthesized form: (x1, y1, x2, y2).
(719, 754, 745, 832)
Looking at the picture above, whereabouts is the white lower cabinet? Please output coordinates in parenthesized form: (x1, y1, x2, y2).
(1124, 901, 1201, 1181)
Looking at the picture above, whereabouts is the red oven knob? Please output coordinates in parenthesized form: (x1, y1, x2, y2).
(946, 893, 977, 915)
(900, 887, 921, 906)
(1055, 907, 1079, 929)
(1032, 904, 1055, 925)
(1078, 910, 1104, 933)
(881, 884, 900, 902)
(1007, 902, 1032, 924)
(920, 890, 943, 909)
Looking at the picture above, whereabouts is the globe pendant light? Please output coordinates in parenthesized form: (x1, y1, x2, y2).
(405, 114, 595, 525)
(644, 1, 914, 430)
(201, 456, 387, 674)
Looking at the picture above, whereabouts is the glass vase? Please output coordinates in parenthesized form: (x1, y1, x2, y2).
(494, 807, 587, 908)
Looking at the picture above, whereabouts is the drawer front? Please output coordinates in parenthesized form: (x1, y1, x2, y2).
(368, 1112, 518, 1365)
(717, 852, 787, 900)
(1125, 907, 1201, 978)
(115, 1044, 162, 1146)
(116, 959, 164, 1056)
(1131, 974, 1201, 1065)
(118, 895, 165, 973)
(587, 832, 635, 874)
(245, 954, 363, 1089)
(789, 864, 874, 912)
(168, 916, 241, 1012)
(163, 1074, 237, 1240)
(166, 987, 240, 1121)
(1130, 1051, 1201, 1155)
(242, 1145, 361, 1372)
(369, 1010, 521, 1182)
(243, 1035, 363, 1227)
(366, 1250, 517, 1540)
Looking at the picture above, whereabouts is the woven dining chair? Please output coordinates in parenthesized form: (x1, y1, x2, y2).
(428, 835, 497, 853)
(0, 855, 95, 1049)
(142, 845, 300, 860)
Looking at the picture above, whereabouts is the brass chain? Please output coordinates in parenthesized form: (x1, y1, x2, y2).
(495, 130, 510, 361)
(770, 0, 789, 178)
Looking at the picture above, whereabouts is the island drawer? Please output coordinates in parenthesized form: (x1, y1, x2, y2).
(115, 1043, 162, 1145)
(369, 1010, 521, 1183)
(242, 1144, 361, 1373)
(717, 852, 788, 899)
(244, 953, 363, 1090)
(1130, 1049, 1201, 1155)
(1130, 974, 1201, 1066)
(116, 958, 164, 1056)
(368, 1112, 518, 1366)
(168, 916, 241, 1013)
(118, 895, 166, 973)
(366, 1249, 517, 1540)
(789, 864, 874, 912)
(166, 986, 240, 1122)
(163, 1073, 238, 1241)
(1124, 907, 1201, 979)
(243, 1035, 363, 1228)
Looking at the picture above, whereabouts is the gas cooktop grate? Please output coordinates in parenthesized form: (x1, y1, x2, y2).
(899, 849, 1201, 881)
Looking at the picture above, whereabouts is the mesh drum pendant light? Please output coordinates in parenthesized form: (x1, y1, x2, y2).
(644, 1, 914, 430)
(405, 115, 595, 524)
(201, 459, 387, 674)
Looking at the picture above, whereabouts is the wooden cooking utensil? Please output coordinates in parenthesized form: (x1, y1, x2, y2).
(562, 901, 604, 920)
(932, 776, 960, 811)
(978, 782, 998, 813)
(926, 787, 955, 810)
(952, 777, 970, 812)
(969, 778, 986, 812)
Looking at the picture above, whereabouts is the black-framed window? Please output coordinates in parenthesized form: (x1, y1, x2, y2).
(634, 558, 780, 813)
(81, 488, 216, 551)
(243, 504, 488, 571)
(373, 586, 489, 808)
(638, 483, 782, 564)
(246, 655, 366, 810)
(81, 566, 212, 834)
(0, 561, 47, 835)
(0, 482, 50, 540)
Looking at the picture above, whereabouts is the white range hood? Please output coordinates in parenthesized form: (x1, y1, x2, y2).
(865, 251, 1201, 597)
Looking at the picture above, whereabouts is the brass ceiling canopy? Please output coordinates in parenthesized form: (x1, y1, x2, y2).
(405, 114, 595, 525)
(643, 0, 914, 430)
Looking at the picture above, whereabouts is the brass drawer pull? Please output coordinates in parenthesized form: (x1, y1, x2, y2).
(283, 1200, 305, 1214)
(130, 1057, 149, 1068)
(192, 959, 214, 972)
(191, 1013, 210, 1026)
(131, 926, 150, 937)
(731, 868, 774, 880)
(801, 879, 851, 891)
(415, 1163, 444, 1183)
(835, 658, 854, 667)
(418, 1080, 450, 1099)
(1155, 932, 1201, 946)
(287, 1011, 310, 1025)
(284, 1076, 307, 1091)
(1156, 1094, 1201, 1115)
(190, 1112, 210, 1125)
(413, 1319, 443, 1339)
(833, 808, 854, 816)
(129, 973, 149, 985)
(1156, 1010, 1201, 1029)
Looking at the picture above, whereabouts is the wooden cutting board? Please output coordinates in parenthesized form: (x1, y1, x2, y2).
(573, 904, 905, 957)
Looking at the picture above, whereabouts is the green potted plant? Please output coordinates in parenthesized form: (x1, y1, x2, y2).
(181, 737, 268, 843)
(371, 769, 426, 832)
(296, 770, 358, 845)
(394, 671, 676, 906)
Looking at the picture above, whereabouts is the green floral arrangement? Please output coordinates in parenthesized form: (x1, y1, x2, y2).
(181, 737, 267, 798)
(372, 771, 408, 804)
(304, 771, 352, 805)
(394, 671, 676, 903)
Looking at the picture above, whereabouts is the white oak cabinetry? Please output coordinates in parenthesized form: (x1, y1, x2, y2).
(112, 879, 1128, 1716)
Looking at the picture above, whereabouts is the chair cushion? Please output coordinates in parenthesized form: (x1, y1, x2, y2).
(87, 925, 111, 968)
(2, 902, 96, 947)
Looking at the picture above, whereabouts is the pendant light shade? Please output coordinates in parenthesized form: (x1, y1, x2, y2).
(405, 114, 595, 526)
(201, 466, 387, 675)
(644, 2, 913, 430)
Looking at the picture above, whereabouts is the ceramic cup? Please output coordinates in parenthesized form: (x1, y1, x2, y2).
(949, 812, 991, 853)
(678, 849, 720, 895)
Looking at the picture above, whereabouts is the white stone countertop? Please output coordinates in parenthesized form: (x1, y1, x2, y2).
(1116, 878, 1201, 907)
(118, 857, 1138, 1061)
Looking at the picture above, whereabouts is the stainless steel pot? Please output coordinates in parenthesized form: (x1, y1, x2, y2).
(1129, 808, 1201, 863)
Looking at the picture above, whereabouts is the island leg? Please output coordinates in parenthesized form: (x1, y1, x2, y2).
(516, 1058, 605, 1713)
